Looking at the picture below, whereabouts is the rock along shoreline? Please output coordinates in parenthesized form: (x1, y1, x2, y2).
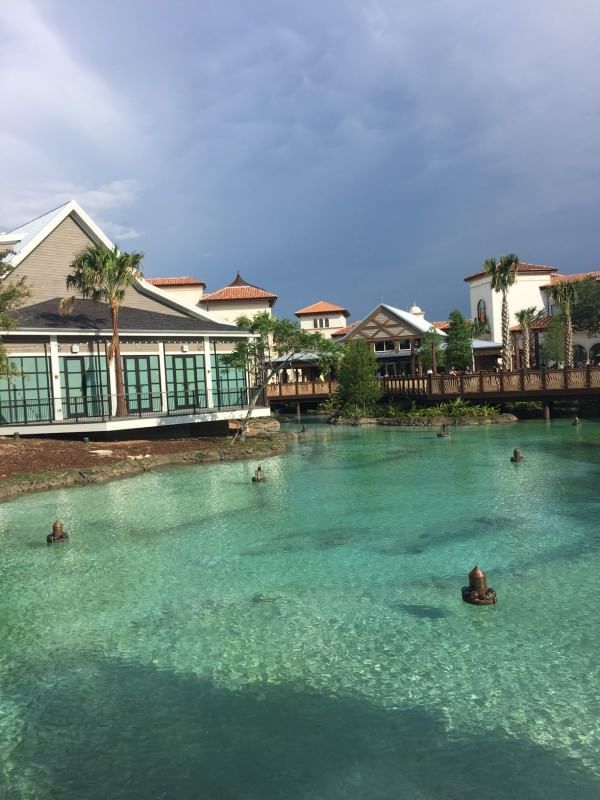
(333, 413, 518, 427)
(0, 434, 294, 503)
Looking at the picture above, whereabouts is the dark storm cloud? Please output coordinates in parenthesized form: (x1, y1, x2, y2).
(2, 0, 600, 319)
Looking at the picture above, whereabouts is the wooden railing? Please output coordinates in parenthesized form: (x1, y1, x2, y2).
(266, 380, 338, 399)
(266, 366, 600, 401)
(423, 366, 600, 397)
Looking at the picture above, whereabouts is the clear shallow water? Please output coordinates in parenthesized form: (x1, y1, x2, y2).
(1, 420, 599, 799)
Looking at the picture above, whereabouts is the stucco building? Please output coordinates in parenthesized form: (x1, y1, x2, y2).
(146, 276, 206, 307)
(465, 262, 600, 367)
(197, 273, 278, 324)
(294, 301, 350, 339)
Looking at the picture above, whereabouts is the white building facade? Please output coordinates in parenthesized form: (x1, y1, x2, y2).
(465, 262, 600, 366)
(294, 301, 350, 339)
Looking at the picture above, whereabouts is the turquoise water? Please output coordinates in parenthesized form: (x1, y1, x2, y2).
(1, 421, 599, 799)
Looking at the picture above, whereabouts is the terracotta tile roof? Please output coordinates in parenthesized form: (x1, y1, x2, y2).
(432, 321, 449, 330)
(464, 262, 558, 282)
(147, 276, 206, 287)
(510, 315, 552, 332)
(546, 271, 600, 285)
(331, 322, 359, 338)
(201, 272, 277, 305)
(295, 300, 350, 317)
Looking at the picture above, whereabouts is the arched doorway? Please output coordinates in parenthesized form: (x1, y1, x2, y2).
(589, 343, 600, 365)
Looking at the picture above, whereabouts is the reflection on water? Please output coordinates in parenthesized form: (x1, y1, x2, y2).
(1, 420, 599, 799)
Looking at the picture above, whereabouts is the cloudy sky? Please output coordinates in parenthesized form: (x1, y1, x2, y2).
(1, 0, 599, 320)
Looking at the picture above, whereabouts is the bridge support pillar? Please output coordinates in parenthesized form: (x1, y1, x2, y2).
(296, 401, 301, 426)
(543, 400, 552, 421)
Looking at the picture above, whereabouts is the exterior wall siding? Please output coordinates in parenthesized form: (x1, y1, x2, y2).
(10, 216, 97, 303)
(10, 214, 188, 318)
(4, 343, 48, 356)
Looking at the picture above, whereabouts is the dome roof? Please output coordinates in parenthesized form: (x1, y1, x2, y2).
(409, 304, 423, 315)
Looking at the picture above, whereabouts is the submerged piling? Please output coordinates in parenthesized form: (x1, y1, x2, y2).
(462, 565, 496, 605)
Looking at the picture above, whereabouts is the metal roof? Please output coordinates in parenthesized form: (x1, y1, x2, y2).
(380, 304, 446, 335)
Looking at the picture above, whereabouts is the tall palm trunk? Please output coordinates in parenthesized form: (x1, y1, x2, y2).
(110, 303, 127, 416)
(501, 292, 512, 371)
(564, 312, 573, 368)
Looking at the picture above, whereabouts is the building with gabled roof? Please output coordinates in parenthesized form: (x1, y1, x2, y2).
(339, 303, 440, 377)
(197, 272, 277, 324)
(294, 300, 350, 339)
(0, 201, 267, 434)
(340, 302, 502, 374)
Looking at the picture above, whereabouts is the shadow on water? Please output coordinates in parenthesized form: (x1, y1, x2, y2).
(3, 658, 598, 800)
(306, 449, 418, 471)
(242, 526, 361, 557)
(389, 602, 450, 620)
(374, 516, 521, 557)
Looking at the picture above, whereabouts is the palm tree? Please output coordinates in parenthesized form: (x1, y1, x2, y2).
(515, 307, 544, 369)
(483, 253, 519, 370)
(470, 318, 489, 339)
(66, 245, 144, 416)
(548, 281, 577, 368)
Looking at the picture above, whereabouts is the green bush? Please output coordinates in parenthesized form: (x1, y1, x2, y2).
(381, 398, 499, 419)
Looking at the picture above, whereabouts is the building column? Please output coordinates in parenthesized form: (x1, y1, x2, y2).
(108, 354, 117, 416)
(48, 337, 64, 421)
(158, 342, 168, 413)
(203, 336, 214, 408)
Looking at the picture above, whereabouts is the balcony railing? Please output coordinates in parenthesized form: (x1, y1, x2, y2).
(0, 386, 261, 427)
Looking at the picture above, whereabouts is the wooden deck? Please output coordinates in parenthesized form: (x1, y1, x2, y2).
(266, 366, 600, 403)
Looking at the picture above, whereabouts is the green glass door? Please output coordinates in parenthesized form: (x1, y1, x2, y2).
(62, 358, 87, 418)
(60, 355, 108, 419)
(122, 356, 161, 414)
(171, 355, 202, 410)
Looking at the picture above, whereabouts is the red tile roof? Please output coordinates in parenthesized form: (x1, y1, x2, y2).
(201, 272, 277, 305)
(432, 321, 449, 330)
(147, 276, 205, 287)
(464, 262, 558, 282)
(546, 271, 600, 285)
(295, 300, 350, 317)
(510, 315, 552, 332)
(331, 322, 359, 338)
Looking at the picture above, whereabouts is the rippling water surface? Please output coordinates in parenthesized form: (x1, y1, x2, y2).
(1, 420, 599, 799)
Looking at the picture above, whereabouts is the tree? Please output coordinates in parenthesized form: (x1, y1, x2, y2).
(444, 310, 473, 371)
(336, 339, 381, 414)
(470, 318, 489, 338)
(418, 327, 446, 372)
(0, 252, 31, 378)
(483, 253, 519, 371)
(572, 277, 600, 335)
(66, 244, 144, 416)
(540, 316, 565, 366)
(515, 307, 544, 369)
(224, 312, 340, 441)
(548, 281, 577, 368)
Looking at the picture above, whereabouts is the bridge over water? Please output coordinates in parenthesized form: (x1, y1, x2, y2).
(266, 366, 600, 406)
